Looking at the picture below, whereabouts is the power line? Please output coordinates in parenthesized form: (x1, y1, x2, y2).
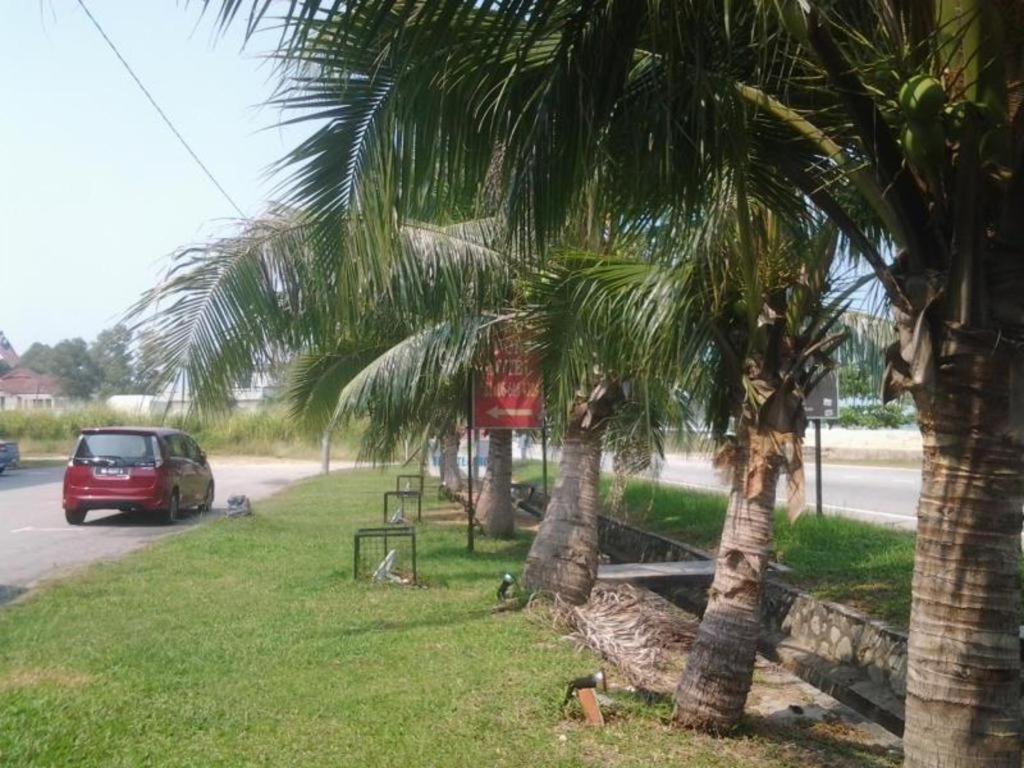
(75, 0, 247, 218)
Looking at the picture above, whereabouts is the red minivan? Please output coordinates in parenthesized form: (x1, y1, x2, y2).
(63, 427, 214, 525)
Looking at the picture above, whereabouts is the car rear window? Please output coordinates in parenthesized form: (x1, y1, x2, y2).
(75, 434, 157, 465)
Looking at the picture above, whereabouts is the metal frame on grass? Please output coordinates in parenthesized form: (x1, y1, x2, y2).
(353, 526, 417, 583)
(396, 474, 425, 494)
(383, 490, 422, 524)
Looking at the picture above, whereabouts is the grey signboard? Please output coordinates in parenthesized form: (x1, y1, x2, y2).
(805, 370, 840, 420)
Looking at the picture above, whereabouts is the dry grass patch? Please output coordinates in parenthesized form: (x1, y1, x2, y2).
(0, 668, 95, 692)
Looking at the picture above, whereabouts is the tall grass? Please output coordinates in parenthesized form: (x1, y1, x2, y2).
(0, 407, 364, 459)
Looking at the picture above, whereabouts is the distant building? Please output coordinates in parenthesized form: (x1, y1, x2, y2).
(0, 368, 62, 411)
(106, 371, 279, 416)
(231, 371, 279, 410)
(0, 331, 19, 369)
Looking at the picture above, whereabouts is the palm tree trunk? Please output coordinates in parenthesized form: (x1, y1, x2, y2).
(522, 417, 603, 605)
(673, 426, 782, 732)
(441, 431, 463, 493)
(902, 350, 1024, 768)
(478, 430, 515, 538)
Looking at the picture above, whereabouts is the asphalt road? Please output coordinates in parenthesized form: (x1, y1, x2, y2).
(658, 454, 922, 530)
(0, 459, 331, 603)
(525, 444, 923, 529)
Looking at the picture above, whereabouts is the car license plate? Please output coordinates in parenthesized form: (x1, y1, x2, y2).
(95, 467, 129, 478)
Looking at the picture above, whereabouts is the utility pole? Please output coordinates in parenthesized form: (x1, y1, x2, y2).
(320, 430, 331, 475)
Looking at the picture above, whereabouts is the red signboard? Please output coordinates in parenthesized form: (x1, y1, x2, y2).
(473, 343, 543, 429)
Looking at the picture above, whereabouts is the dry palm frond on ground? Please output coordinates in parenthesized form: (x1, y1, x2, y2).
(552, 584, 698, 695)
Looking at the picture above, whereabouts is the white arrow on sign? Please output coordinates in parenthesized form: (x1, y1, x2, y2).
(486, 407, 536, 419)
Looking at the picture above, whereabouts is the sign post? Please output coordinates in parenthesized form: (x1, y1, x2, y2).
(466, 375, 475, 552)
(541, 418, 549, 499)
(469, 341, 544, 542)
(813, 419, 822, 517)
(804, 370, 840, 518)
(473, 346, 544, 430)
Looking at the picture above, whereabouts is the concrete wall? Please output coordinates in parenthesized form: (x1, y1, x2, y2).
(597, 516, 711, 565)
(763, 583, 908, 697)
(596, 512, 910, 704)
(521, 487, 914, 712)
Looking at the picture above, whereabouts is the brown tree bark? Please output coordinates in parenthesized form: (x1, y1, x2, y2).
(477, 430, 515, 538)
(522, 416, 604, 605)
(902, 349, 1024, 768)
(673, 426, 783, 732)
(441, 431, 463, 493)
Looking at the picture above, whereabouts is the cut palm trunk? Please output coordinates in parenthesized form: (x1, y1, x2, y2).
(673, 427, 783, 733)
(477, 430, 514, 538)
(902, 349, 1024, 768)
(522, 417, 603, 605)
(441, 431, 463, 493)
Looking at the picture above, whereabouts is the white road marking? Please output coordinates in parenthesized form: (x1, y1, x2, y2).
(10, 526, 86, 533)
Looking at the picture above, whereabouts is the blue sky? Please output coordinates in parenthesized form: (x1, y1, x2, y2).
(1, 1, 303, 352)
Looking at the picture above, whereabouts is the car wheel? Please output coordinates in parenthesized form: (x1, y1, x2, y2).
(160, 490, 180, 525)
(65, 509, 86, 525)
(200, 481, 215, 514)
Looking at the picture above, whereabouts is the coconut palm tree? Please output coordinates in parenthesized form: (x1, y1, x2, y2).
(662, 210, 857, 733)
(297, 221, 665, 561)
(136, 199, 642, 558)
(520, 378, 626, 603)
(438, 428, 465, 492)
(529, 200, 866, 728)
(207, 2, 1024, 761)
(132, 205, 510, 450)
(516, 241, 668, 605)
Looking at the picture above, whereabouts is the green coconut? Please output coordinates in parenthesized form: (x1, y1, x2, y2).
(901, 120, 945, 172)
(899, 75, 946, 120)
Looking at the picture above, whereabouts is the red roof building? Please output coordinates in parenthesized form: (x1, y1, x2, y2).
(0, 368, 61, 411)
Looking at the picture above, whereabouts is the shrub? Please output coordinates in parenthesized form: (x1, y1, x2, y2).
(836, 404, 914, 429)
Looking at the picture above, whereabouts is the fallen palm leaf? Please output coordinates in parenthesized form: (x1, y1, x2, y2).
(552, 584, 698, 695)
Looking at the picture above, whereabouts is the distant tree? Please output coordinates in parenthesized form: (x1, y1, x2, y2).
(48, 339, 101, 400)
(0, 360, 10, 377)
(90, 325, 137, 397)
(18, 342, 56, 374)
(19, 339, 101, 398)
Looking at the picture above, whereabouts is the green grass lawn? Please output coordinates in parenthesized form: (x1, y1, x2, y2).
(514, 460, 916, 628)
(0, 469, 893, 767)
